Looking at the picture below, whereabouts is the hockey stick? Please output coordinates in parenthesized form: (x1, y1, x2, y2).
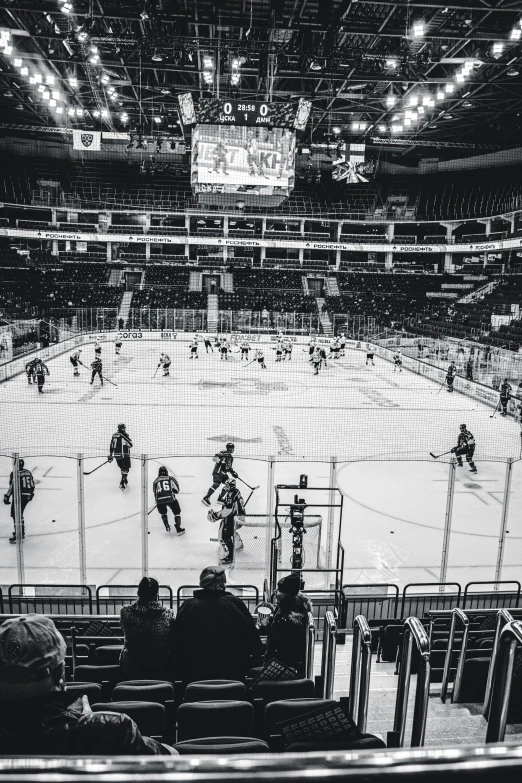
(429, 449, 454, 460)
(435, 378, 447, 394)
(100, 374, 118, 388)
(148, 504, 157, 516)
(236, 475, 260, 491)
(152, 365, 160, 379)
(490, 400, 501, 419)
(83, 459, 110, 475)
(243, 358, 256, 368)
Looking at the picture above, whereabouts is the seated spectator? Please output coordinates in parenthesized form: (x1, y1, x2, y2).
(175, 566, 263, 684)
(120, 577, 175, 681)
(264, 574, 312, 676)
(0, 615, 174, 755)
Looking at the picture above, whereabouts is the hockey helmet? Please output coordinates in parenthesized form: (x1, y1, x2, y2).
(226, 442, 235, 452)
(18, 459, 24, 470)
(118, 423, 126, 432)
(158, 466, 168, 477)
(460, 424, 467, 431)
(226, 478, 236, 488)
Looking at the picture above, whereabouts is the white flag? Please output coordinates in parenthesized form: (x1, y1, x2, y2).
(72, 129, 102, 151)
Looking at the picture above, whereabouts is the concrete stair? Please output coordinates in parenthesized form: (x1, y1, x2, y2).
(325, 276, 340, 296)
(207, 293, 219, 333)
(316, 297, 333, 336)
(301, 275, 309, 294)
(117, 291, 133, 327)
(189, 271, 201, 291)
(108, 268, 122, 286)
(221, 272, 234, 292)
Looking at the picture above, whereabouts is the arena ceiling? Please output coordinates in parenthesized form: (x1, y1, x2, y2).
(1, 0, 522, 150)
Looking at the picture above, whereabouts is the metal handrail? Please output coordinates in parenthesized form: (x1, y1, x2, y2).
(322, 611, 337, 700)
(483, 609, 514, 717)
(304, 611, 316, 681)
(348, 615, 372, 732)
(440, 607, 470, 704)
(390, 617, 431, 748)
(485, 620, 522, 743)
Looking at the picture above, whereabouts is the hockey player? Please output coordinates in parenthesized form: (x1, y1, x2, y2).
(451, 424, 477, 473)
(158, 353, 171, 377)
(33, 358, 49, 393)
(275, 342, 284, 362)
(220, 338, 229, 361)
(94, 341, 102, 358)
(466, 358, 473, 382)
(202, 443, 237, 507)
(215, 336, 222, 352)
(446, 361, 457, 392)
(240, 339, 250, 360)
(311, 347, 322, 375)
(339, 333, 347, 357)
(283, 340, 292, 360)
(208, 479, 246, 565)
(319, 345, 329, 369)
(331, 338, 341, 360)
(115, 339, 122, 356)
(500, 378, 512, 416)
(190, 337, 199, 359)
(393, 351, 402, 372)
(366, 346, 375, 366)
(204, 336, 213, 353)
(25, 358, 37, 384)
(153, 466, 185, 535)
(3, 459, 35, 544)
(255, 348, 266, 368)
(308, 337, 317, 358)
(108, 423, 133, 491)
(70, 349, 82, 377)
(90, 358, 103, 386)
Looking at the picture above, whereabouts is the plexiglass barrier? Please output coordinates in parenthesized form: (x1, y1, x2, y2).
(0, 454, 520, 593)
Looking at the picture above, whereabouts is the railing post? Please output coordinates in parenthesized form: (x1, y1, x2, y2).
(141, 454, 148, 577)
(348, 620, 362, 722)
(440, 610, 458, 704)
(495, 458, 514, 588)
(12, 453, 25, 585)
(391, 626, 413, 747)
(326, 456, 337, 570)
(483, 609, 513, 717)
(439, 458, 456, 589)
(77, 453, 87, 585)
(486, 622, 521, 743)
(265, 456, 275, 589)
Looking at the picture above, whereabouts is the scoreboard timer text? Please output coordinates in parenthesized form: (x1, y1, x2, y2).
(197, 99, 295, 127)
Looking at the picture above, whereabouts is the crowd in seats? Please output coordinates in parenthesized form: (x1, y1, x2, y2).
(0, 569, 386, 757)
(143, 266, 189, 286)
(131, 288, 207, 310)
(217, 268, 316, 313)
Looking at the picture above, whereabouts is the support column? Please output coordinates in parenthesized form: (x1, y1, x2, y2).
(141, 455, 149, 577)
(335, 249, 341, 270)
(106, 242, 112, 262)
(439, 459, 456, 589)
(326, 457, 337, 570)
(385, 251, 393, 270)
(265, 456, 275, 589)
(336, 221, 342, 241)
(145, 242, 151, 261)
(300, 219, 305, 237)
(386, 224, 395, 242)
(495, 458, 514, 587)
(261, 246, 266, 266)
(51, 208, 57, 227)
(77, 454, 87, 585)
(143, 213, 151, 234)
(444, 253, 454, 273)
(299, 248, 304, 266)
(223, 245, 228, 263)
(262, 217, 267, 239)
(52, 240, 59, 256)
(12, 453, 25, 585)
(223, 215, 229, 238)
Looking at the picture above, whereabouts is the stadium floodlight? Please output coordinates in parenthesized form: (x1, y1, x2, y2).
(101, 109, 109, 118)
(351, 121, 359, 130)
(386, 94, 397, 107)
(20, 66, 28, 76)
(13, 58, 22, 68)
(154, 116, 161, 123)
(492, 42, 503, 57)
(511, 28, 521, 40)
(100, 73, 110, 84)
(417, 105, 425, 115)
(56, 106, 63, 113)
(408, 94, 419, 106)
(52, 90, 60, 100)
(34, 72, 42, 83)
(49, 99, 56, 107)
(404, 118, 412, 126)
(3, 45, 12, 55)
(385, 58, 397, 69)
(436, 88, 445, 100)
(455, 70, 465, 82)
(46, 75, 55, 84)
(359, 121, 368, 130)
(42, 91, 50, 100)
(333, 126, 341, 134)
(378, 124, 387, 132)
(37, 84, 45, 93)
(77, 31, 88, 42)
(68, 107, 75, 116)
(391, 124, 403, 133)
(68, 76, 78, 88)
(412, 20, 425, 37)
(76, 107, 83, 115)
(445, 83, 455, 93)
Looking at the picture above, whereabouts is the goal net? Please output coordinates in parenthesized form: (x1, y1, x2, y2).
(232, 514, 323, 571)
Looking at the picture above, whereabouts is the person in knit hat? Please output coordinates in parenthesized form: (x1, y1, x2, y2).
(0, 615, 174, 755)
(264, 573, 312, 676)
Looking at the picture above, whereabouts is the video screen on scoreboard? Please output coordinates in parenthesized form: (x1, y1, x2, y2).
(191, 124, 296, 189)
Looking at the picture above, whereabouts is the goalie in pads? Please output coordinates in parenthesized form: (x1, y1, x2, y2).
(208, 479, 245, 566)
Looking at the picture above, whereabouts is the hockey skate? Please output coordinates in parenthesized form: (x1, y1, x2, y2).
(175, 526, 186, 536)
(201, 496, 211, 507)
(119, 479, 126, 491)
(220, 555, 233, 565)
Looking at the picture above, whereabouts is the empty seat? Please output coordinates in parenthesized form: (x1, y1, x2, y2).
(251, 678, 315, 705)
(92, 701, 165, 739)
(74, 664, 124, 687)
(65, 682, 103, 702)
(94, 645, 123, 665)
(184, 680, 246, 703)
(174, 736, 269, 755)
(176, 700, 255, 742)
(112, 680, 175, 705)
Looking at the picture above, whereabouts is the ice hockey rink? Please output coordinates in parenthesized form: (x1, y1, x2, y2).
(0, 336, 521, 592)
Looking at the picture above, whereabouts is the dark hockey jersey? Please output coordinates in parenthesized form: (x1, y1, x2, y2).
(6, 469, 35, 499)
(212, 450, 234, 476)
(153, 475, 180, 504)
(110, 431, 133, 458)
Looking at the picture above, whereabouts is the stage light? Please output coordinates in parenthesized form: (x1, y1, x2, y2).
(89, 54, 99, 64)
(100, 73, 110, 84)
(154, 116, 161, 123)
(333, 126, 341, 134)
(386, 94, 397, 107)
(152, 50, 163, 62)
(68, 108, 75, 116)
(93, 109, 100, 117)
(34, 72, 42, 83)
(76, 108, 83, 116)
(49, 99, 56, 106)
(77, 31, 88, 42)
(46, 75, 55, 84)
(42, 91, 50, 100)
(101, 109, 109, 118)
(385, 58, 397, 69)
(14, 58, 22, 67)
(511, 28, 521, 40)
(21, 67, 28, 76)
(378, 124, 387, 132)
(445, 83, 455, 93)
(492, 42, 504, 56)
(68, 76, 78, 88)
(412, 21, 425, 38)
(436, 88, 445, 100)
(56, 106, 63, 113)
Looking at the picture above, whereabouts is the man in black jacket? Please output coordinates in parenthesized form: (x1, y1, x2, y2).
(0, 615, 175, 755)
(174, 566, 263, 684)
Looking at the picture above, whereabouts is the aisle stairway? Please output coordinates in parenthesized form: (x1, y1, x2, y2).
(189, 271, 201, 291)
(108, 268, 122, 286)
(325, 276, 340, 297)
(117, 291, 133, 327)
(207, 293, 218, 333)
(221, 271, 234, 292)
(316, 297, 333, 335)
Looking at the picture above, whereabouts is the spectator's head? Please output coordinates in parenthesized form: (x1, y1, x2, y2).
(199, 565, 226, 591)
(137, 576, 160, 602)
(0, 615, 67, 701)
(277, 573, 303, 601)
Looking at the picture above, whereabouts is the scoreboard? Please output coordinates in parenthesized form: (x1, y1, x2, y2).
(197, 99, 296, 127)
